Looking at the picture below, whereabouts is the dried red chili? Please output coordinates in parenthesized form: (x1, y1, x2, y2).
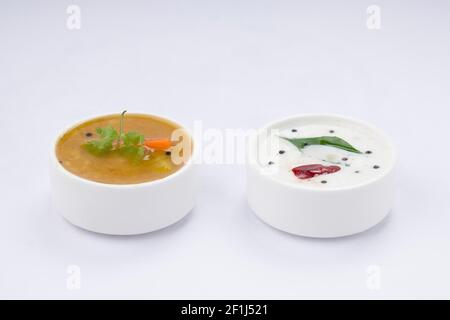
(292, 164, 341, 179)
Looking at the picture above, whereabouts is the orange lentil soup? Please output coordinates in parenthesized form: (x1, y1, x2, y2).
(56, 114, 191, 184)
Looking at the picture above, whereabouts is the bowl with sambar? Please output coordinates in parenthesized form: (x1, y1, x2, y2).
(50, 112, 196, 235)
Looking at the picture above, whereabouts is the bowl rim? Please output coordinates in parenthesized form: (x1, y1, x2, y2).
(247, 113, 397, 192)
(51, 112, 196, 189)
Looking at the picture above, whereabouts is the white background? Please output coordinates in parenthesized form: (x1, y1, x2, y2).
(1, 0, 450, 299)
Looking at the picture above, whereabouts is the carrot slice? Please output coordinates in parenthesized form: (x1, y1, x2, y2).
(144, 139, 172, 150)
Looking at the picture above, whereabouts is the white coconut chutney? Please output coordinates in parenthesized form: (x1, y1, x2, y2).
(255, 116, 394, 189)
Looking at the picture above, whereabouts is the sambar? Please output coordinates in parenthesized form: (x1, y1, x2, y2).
(56, 113, 192, 184)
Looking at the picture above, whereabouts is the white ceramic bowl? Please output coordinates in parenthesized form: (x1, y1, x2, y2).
(246, 114, 396, 238)
(50, 115, 196, 235)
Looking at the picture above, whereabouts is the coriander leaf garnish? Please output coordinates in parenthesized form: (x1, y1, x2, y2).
(120, 145, 145, 162)
(119, 131, 145, 162)
(122, 131, 145, 146)
(83, 126, 118, 155)
(97, 126, 119, 141)
(82, 111, 148, 162)
(281, 136, 362, 154)
(117, 110, 127, 147)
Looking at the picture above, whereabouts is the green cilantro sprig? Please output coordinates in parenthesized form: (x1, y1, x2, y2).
(83, 126, 118, 155)
(83, 111, 146, 162)
(119, 131, 145, 162)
